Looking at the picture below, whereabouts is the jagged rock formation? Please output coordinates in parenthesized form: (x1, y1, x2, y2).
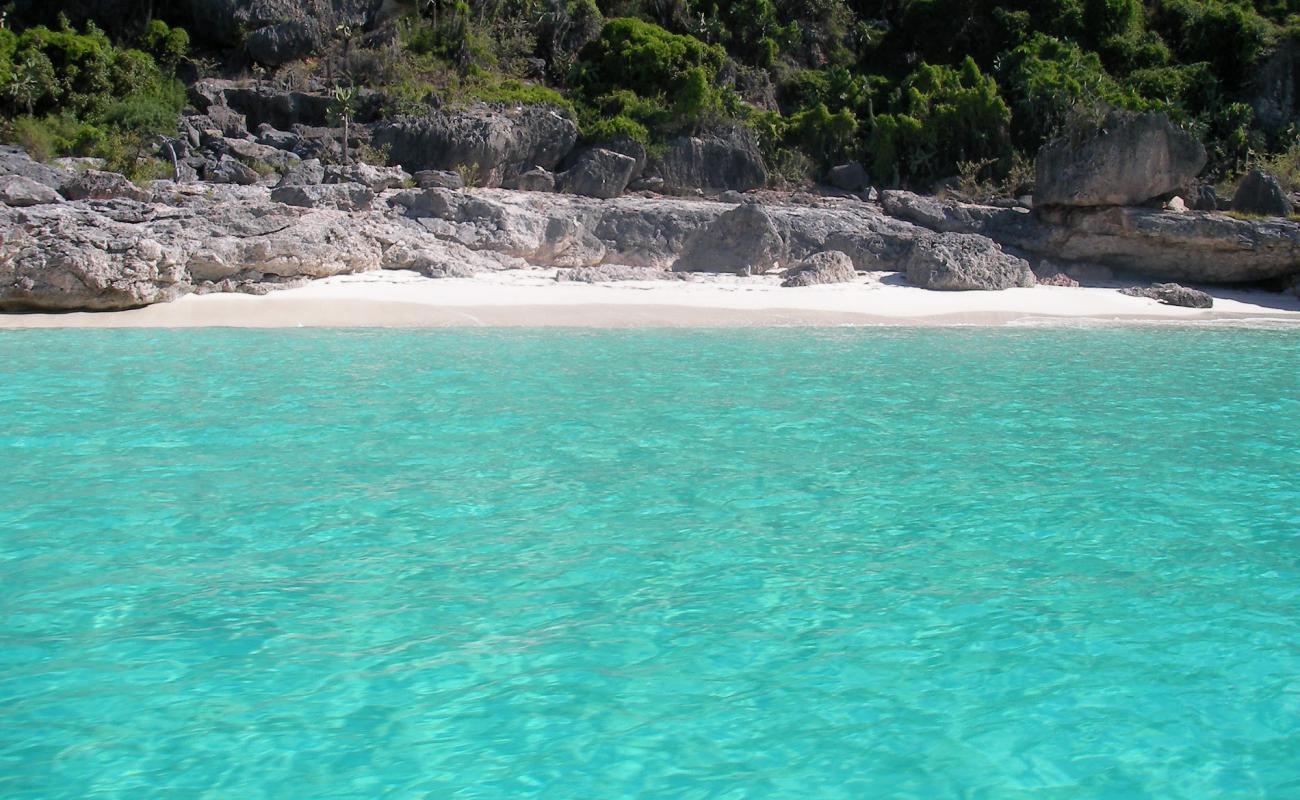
(1035, 112, 1207, 208)
(1120, 283, 1214, 308)
(903, 234, 1035, 291)
(1231, 169, 1293, 217)
(782, 251, 857, 287)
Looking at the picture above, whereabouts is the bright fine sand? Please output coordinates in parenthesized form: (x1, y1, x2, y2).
(3, 269, 1299, 328)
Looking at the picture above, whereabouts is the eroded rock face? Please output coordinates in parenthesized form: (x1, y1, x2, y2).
(324, 163, 412, 192)
(0, 192, 401, 310)
(1120, 283, 1213, 308)
(881, 189, 1300, 285)
(555, 265, 687, 283)
(782, 251, 856, 287)
(1035, 112, 1207, 208)
(673, 203, 784, 274)
(271, 183, 375, 211)
(652, 130, 767, 194)
(1232, 169, 1293, 217)
(903, 233, 1035, 291)
(563, 149, 636, 199)
(502, 168, 555, 192)
(0, 175, 61, 207)
(372, 106, 578, 186)
(827, 163, 870, 192)
(60, 171, 152, 202)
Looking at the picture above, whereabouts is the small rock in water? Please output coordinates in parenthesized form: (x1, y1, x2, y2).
(1119, 283, 1213, 308)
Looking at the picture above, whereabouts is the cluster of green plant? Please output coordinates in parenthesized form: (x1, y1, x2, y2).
(363, 0, 1300, 189)
(0, 15, 188, 177)
(11, 0, 1300, 191)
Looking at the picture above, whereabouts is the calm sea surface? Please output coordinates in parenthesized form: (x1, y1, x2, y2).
(1, 328, 1297, 798)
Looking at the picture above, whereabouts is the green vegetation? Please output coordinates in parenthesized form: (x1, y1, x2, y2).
(8, 1, 1300, 190)
(0, 15, 187, 177)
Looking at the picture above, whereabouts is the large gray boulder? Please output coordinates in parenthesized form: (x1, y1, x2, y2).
(371, 105, 578, 186)
(1035, 112, 1207, 208)
(1120, 283, 1213, 308)
(563, 149, 636, 199)
(827, 163, 870, 192)
(415, 170, 464, 190)
(903, 233, 1035, 290)
(276, 158, 327, 187)
(652, 129, 767, 194)
(323, 163, 411, 192)
(673, 202, 784, 274)
(1231, 169, 1293, 217)
(502, 168, 555, 192)
(271, 183, 374, 211)
(245, 19, 319, 66)
(59, 170, 151, 202)
(0, 175, 61, 207)
(782, 251, 857, 287)
(203, 155, 260, 186)
(0, 145, 70, 188)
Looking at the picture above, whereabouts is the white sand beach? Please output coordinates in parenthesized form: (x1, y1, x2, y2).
(2, 269, 1298, 328)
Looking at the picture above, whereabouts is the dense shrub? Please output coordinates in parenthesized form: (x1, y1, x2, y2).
(867, 58, 1011, 186)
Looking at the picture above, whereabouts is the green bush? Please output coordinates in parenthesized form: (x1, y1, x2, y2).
(137, 20, 189, 68)
(867, 57, 1011, 187)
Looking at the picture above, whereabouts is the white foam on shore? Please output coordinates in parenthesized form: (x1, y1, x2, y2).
(2, 269, 1298, 329)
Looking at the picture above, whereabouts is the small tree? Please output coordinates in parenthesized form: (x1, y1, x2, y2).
(329, 84, 357, 165)
(7, 50, 57, 115)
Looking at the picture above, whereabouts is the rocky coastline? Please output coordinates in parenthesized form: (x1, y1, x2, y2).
(2, 98, 1299, 314)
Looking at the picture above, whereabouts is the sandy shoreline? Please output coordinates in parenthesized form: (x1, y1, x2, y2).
(2, 270, 1299, 329)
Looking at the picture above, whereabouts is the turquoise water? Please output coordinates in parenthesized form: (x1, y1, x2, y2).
(1, 328, 1298, 799)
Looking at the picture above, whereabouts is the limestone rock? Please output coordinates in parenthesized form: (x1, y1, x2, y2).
(271, 183, 374, 211)
(323, 163, 412, 192)
(563, 149, 636, 199)
(1035, 112, 1207, 208)
(246, 19, 319, 66)
(652, 130, 767, 194)
(371, 105, 578, 186)
(555, 265, 687, 282)
(1120, 283, 1213, 308)
(415, 170, 464, 190)
(673, 202, 784, 274)
(0, 145, 70, 188)
(827, 163, 870, 192)
(502, 168, 555, 192)
(277, 158, 327, 188)
(0, 175, 61, 207)
(60, 170, 151, 202)
(782, 251, 857, 287)
(903, 233, 1035, 291)
(1231, 169, 1293, 217)
(203, 155, 260, 186)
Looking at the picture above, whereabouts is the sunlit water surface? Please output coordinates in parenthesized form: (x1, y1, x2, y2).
(1, 329, 1298, 798)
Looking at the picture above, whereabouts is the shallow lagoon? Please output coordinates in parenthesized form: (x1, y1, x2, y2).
(1, 329, 1297, 798)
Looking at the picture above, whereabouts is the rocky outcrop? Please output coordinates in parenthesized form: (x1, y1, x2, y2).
(555, 265, 688, 282)
(651, 130, 768, 194)
(60, 171, 152, 202)
(0, 175, 61, 207)
(782, 251, 857, 286)
(323, 163, 411, 192)
(1120, 283, 1213, 308)
(1231, 169, 1293, 217)
(827, 163, 870, 192)
(562, 149, 636, 199)
(1035, 112, 1207, 208)
(903, 233, 1035, 291)
(270, 183, 374, 211)
(0, 145, 70, 188)
(673, 203, 784, 274)
(503, 168, 555, 192)
(372, 105, 578, 186)
(415, 170, 464, 190)
(881, 189, 1300, 285)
